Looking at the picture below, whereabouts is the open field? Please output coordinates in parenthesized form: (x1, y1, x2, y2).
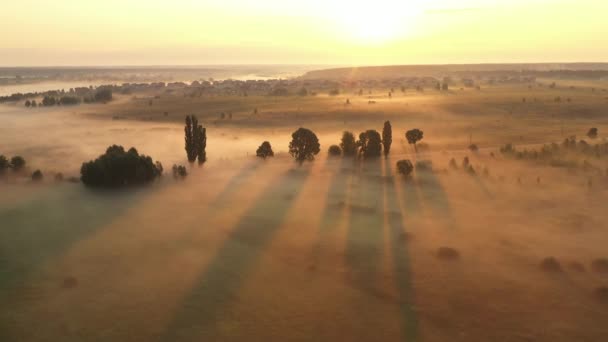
(2, 77, 608, 341)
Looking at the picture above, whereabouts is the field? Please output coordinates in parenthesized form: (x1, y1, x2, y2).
(2, 76, 608, 341)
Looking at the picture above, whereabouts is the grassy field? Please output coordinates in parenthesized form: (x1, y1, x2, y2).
(1, 79, 608, 341)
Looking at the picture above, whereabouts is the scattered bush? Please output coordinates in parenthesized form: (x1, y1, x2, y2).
(256, 141, 274, 159)
(31, 170, 43, 181)
(289, 127, 320, 163)
(328, 145, 342, 157)
(396, 160, 414, 177)
(80, 145, 163, 187)
(540, 257, 562, 272)
(172, 164, 188, 179)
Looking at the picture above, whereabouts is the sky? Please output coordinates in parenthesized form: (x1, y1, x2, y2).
(0, 0, 607, 66)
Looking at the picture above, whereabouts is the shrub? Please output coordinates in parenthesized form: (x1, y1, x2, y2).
(10, 156, 26, 171)
(340, 131, 357, 157)
(358, 130, 382, 158)
(256, 141, 274, 159)
(80, 145, 163, 187)
(31, 170, 43, 181)
(289, 128, 320, 163)
(396, 160, 414, 176)
(587, 127, 598, 139)
(328, 145, 341, 156)
(172, 164, 188, 179)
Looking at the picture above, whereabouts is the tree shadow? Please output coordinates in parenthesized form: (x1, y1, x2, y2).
(0, 185, 155, 293)
(414, 169, 455, 229)
(384, 159, 419, 341)
(344, 160, 385, 312)
(159, 167, 310, 341)
(310, 157, 354, 264)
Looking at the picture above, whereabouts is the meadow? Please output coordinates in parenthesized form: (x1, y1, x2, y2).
(1, 76, 608, 341)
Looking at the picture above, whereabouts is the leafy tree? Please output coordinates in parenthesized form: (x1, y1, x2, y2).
(185, 116, 196, 162)
(382, 121, 392, 157)
(80, 145, 163, 187)
(256, 141, 274, 159)
(31, 170, 43, 181)
(340, 131, 357, 157)
(289, 127, 320, 163)
(358, 130, 382, 158)
(405, 129, 424, 152)
(42, 96, 56, 106)
(588, 127, 598, 139)
(10, 156, 26, 171)
(328, 145, 341, 156)
(396, 160, 414, 176)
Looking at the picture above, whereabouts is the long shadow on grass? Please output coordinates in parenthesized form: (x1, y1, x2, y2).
(310, 157, 354, 264)
(0, 184, 155, 339)
(385, 159, 419, 342)
(414, 169, 455, 229)
(160, 167, 310, 341)
(344, 160, 385, 308)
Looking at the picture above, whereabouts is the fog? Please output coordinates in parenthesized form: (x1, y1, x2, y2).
(1, 77, 608, 341)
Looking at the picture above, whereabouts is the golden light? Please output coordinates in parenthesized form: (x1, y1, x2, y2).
(325, 0, 422, 43)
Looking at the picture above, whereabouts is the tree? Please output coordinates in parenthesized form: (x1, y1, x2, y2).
(340, 131, 357, 157)
(256, 141, 274, 159)
(289, 128, 320, 163)
(382, 121, 392, 157)
(25, 100, 31, 107)
(10, 156, 26, 171)
(80, 145, 163, 187)
(328, 145, 341, 156)
(0, 155, 9, 172)
(184, 115, 206, 163)
(94, 88, 113, 102)
(587, 127, 598, 139)
(31, 170, 43, 181)
(396, 160, 414, 177)
(358, 130, 382, 158)
(405, 129, 424, 152)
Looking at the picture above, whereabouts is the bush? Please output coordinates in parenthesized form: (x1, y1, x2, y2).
(340, 131, 357, 156)
(10, 156, 26, 171)
(31, 170, 43, 181)
(587, 127, 598, 139)
(415, 160, 432, 171)
(172, 164, 188, 179)
(289, 128, 320, 163)
(256, 141, 274, 159)
(396, 160, 414, 176)
(468, 144, 479, 152)
(80, 145, 163, 187)
(328, 145, 341, 156)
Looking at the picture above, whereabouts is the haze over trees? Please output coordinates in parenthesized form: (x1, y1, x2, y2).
(289, 127, 320, 163)
(80, 145, 163, 187)
(184, 115, 207, 163)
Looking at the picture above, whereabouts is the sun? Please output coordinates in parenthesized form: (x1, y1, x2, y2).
(326, 1, 421, 43)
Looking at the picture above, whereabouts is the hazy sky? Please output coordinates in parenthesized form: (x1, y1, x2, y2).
(1, 0, 606, 66)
